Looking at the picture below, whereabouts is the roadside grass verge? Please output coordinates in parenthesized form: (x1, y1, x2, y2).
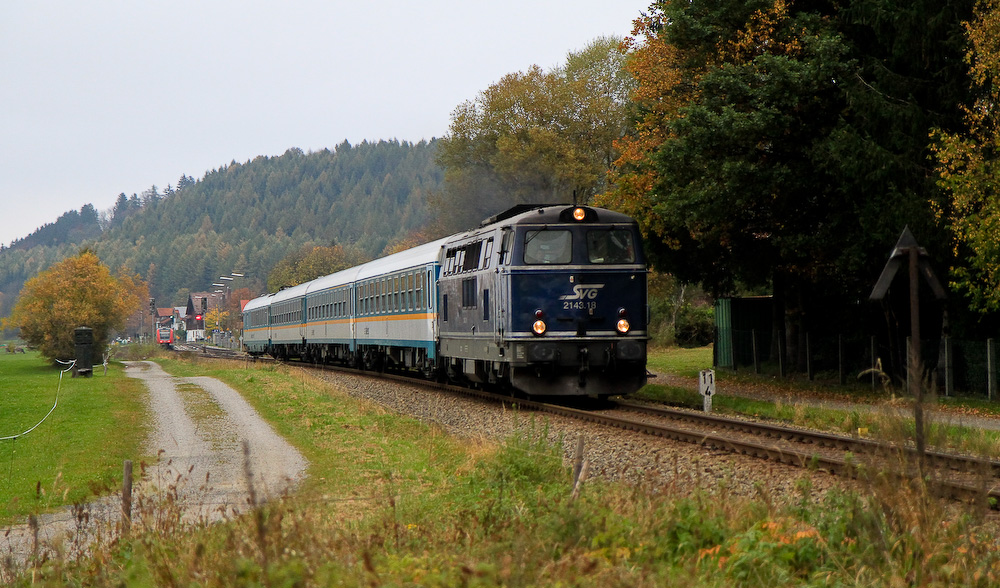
(0, 351, 150, 524)
(9, 356, 1000, 586)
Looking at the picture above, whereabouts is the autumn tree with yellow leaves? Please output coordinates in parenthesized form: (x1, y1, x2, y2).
(933, 0, 1000, 312)
(2, 250, 147, 361)
(433, 37, 634, 233)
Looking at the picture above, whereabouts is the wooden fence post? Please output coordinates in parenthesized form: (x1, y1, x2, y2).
(988, 339, 996, 401)
(570, 436, 588, 501)
(944, 336, 953, 397)
(778, 334, 786, 378)
(838, 334, 846, 385)
(752, 329, 760, 374)
(871, 336, 877, 391)
(806, 333, 814, 381)
(122, 459, 133, 537)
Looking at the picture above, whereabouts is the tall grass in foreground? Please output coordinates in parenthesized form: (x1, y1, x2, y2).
(5, 359, 1000, 586)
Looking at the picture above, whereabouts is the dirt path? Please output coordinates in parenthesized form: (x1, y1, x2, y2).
(0, 360, 308, 572)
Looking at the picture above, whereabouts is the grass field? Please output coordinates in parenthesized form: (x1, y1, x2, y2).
(646, 344, 714, 378)
(0, 351, 151, 523)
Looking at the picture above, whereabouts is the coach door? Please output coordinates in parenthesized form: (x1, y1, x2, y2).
(494, 228, 513, 346)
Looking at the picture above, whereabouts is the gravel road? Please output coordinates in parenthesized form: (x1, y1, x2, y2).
(0, 360, 308, 573)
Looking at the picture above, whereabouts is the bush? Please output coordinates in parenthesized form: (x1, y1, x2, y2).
(674, 304, 715, 347)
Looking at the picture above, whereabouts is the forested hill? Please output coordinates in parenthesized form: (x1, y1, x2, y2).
(0, 139, 442, 318)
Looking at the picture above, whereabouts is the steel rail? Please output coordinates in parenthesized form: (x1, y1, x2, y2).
(612, 400, 1000, 477)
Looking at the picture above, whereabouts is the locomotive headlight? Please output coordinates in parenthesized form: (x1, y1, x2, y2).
(532, 309, 546, 335)
(572, 207, 586, 221)
(616, 318, 631, 334)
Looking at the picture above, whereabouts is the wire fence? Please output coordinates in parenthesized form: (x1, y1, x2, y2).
(716, 328, 1000, 399)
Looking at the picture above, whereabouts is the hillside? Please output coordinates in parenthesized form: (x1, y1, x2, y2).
(0, 139, 443, 321)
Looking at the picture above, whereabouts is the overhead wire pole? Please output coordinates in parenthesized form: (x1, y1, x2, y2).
(211, 271, 246, 348)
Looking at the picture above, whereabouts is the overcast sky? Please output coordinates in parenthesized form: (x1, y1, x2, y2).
(0, 1, 648, 247)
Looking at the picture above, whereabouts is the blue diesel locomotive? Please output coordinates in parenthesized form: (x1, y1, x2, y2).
(243, 205, 648, 398)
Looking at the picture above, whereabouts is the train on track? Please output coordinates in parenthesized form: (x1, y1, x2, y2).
(243, 204, 648, 398)
(156, 326, 174, 348)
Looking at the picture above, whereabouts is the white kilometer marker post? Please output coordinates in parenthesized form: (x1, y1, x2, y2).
(699, 369, 715, 413)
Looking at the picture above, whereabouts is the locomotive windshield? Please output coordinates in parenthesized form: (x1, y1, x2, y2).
(523, 230, 572, 264)
(586, 229, 635, 264)
(521, 227, 638, 265)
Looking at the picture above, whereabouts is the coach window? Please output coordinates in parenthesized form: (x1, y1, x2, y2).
(524, 230, 572, 264)
(394, 276, 400, 311)
(415, 272, 423, 310)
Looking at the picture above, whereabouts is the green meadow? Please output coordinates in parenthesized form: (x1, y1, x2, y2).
(0, 350, 150, 522)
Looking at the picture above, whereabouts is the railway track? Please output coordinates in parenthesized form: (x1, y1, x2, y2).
(187, 349, 1000, 506)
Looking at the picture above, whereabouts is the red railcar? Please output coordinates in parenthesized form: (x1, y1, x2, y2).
(156, 327, 174, 347)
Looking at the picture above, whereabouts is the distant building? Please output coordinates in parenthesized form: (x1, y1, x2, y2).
(155, 307, 175, 329)
(185, 292, 222, 332)
(173, 306, 187, 331)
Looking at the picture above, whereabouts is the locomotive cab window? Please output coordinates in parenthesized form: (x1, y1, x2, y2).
(586, 229, 636, 264)
(524, 230, 572, 265)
